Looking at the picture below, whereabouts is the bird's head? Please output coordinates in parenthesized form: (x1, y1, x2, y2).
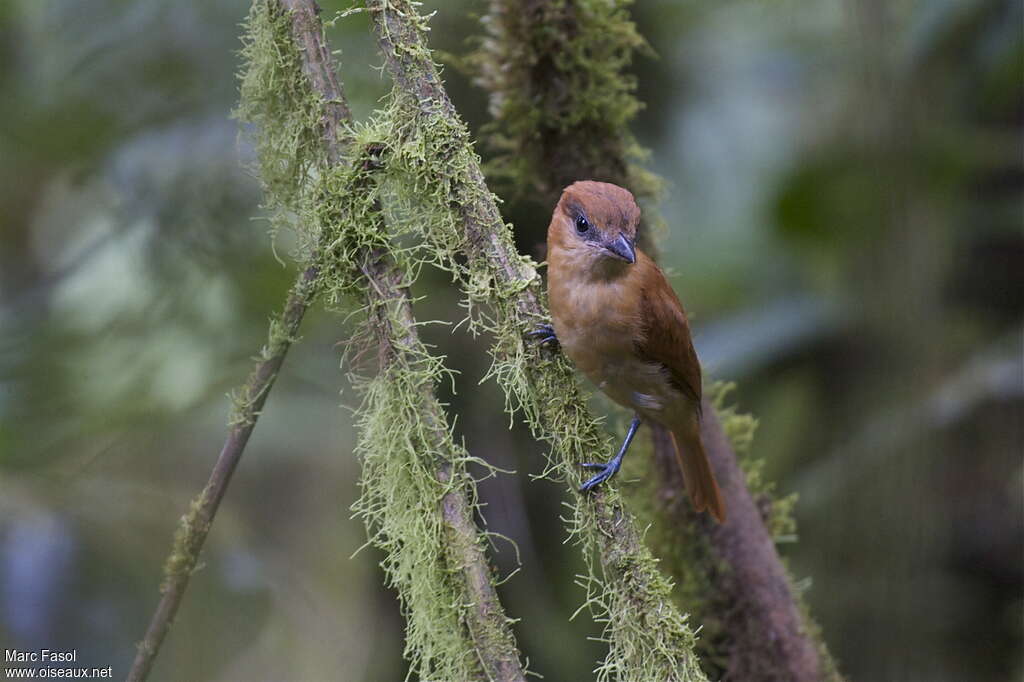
(549, 181, 640, 272)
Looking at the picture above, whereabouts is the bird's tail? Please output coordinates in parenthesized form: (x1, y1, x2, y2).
(669, 425, 726, 523)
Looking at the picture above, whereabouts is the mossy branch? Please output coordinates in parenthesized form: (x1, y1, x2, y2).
(356, 246, 526, 681)
(365, 1, 706, 679)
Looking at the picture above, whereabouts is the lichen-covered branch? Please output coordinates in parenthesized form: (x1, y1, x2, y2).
(247, 1, 525, 679)
(355, 245, 526, 681)
(365, 1, 706, 679)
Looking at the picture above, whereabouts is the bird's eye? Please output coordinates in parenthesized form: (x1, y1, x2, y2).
(575, 215, 590, 234)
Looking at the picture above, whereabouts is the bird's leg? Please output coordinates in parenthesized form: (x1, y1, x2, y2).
(526, 322, 559, 349)
(579, 415, 642, 492)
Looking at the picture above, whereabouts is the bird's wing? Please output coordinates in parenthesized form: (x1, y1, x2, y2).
(635, 269, 702, 407)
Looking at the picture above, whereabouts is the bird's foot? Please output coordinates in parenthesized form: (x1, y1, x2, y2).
(579, 457, 623, 492)
(578, 416, 641, 492)
(526, 322, 559, 349)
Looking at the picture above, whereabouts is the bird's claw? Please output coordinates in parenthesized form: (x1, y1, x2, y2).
(579, 416, 640, 493)
(579, 460, 621, 492)
(526, 323, 559, 348)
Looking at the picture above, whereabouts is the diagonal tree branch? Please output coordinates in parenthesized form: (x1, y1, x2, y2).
(687, 405, 826, 680)
(359, 245, 526, 681)
(366, 1, 707, 679)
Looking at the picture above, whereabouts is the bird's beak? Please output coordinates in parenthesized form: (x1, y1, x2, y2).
(605, 233, 636, 264)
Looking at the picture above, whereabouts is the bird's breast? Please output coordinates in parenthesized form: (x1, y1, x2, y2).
(550, 278, 634, 366)
(549, 274, 674, 415)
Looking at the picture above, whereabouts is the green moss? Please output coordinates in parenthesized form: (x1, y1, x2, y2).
(348, 344, 488, 680)
(161, 491, 210, 594)
(236, 3, 504, 679)
(469, 0, 665, 255)
(613, 425, 718, 671)
(709, 381, 798, 542)
(471, 0, 659, 201)
(236, 1, 332, 260)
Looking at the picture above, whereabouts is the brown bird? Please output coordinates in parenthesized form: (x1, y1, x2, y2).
(531, 180, 725, 522)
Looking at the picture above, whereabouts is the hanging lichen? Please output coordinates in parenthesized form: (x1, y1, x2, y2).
(235, 3, 520, 679)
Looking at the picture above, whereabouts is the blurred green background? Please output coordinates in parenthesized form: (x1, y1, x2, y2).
(1, 0, 1021, 680)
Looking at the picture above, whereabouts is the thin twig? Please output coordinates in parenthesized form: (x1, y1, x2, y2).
(126, 263, 318, 682)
